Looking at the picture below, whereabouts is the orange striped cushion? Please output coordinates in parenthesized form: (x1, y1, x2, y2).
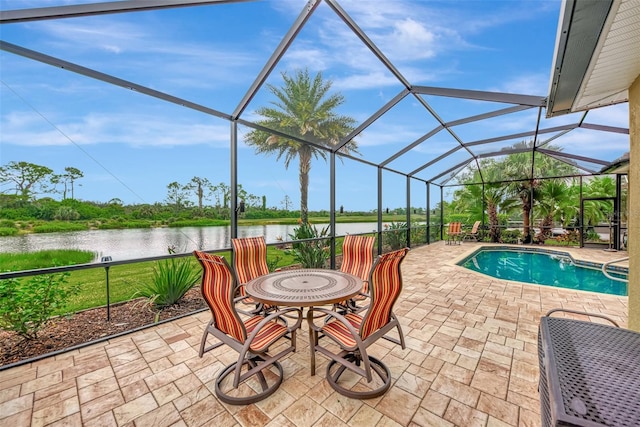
(322, 313, 363, 348)
(194, 250, 245, 342)
(339, 235, 374, 305)
(360, 248, 407, 339)
(244, 315, 263, 334)
(232, 236, 270, 286)
(340, 235, 375, 283)
(248, 321, 287, 353)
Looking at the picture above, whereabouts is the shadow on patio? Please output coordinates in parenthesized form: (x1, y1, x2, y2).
(0, 243, 628, 426)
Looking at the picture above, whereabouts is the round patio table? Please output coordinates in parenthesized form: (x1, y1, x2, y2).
(244, 268, 362, 307)
(246, 268, 364, 377)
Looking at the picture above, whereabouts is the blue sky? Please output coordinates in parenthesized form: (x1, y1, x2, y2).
(0, 0, 630, 212)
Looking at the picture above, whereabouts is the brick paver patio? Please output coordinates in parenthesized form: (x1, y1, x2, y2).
(0, 242, 629, 426)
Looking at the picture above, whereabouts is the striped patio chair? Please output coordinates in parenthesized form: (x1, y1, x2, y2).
(307, 247, 409, 399)
(447, 222, 462, 245)
(231, 236, 272, 314)
(336, 234, 375, 312)
(193, 250, 302, 405)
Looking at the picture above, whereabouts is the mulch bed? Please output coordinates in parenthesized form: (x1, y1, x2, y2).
(0, 288, 207, 367)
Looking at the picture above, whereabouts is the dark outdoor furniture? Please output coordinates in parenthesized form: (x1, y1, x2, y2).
(193, 250, 302, 405)
(538, 309, 640, 427)
(307, 248, 409, 399)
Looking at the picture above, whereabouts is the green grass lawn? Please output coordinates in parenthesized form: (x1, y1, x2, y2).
(0, 247, 301, 315)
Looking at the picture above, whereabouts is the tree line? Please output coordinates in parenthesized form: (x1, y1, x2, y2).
(0, 161, 83, 201)
(449, 144, 622, 243)
(0, 161, 303, 223)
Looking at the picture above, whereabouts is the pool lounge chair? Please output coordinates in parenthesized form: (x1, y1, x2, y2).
(462, 221, 481, 241)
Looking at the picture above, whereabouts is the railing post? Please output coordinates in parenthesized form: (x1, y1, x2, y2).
(101, 256, 112, 321)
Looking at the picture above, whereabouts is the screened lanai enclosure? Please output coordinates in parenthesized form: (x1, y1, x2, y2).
(0, 0, 631, 262)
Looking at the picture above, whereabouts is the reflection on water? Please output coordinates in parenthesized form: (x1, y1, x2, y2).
(0, 223, 380, 261)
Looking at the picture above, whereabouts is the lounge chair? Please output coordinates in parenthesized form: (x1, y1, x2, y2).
(462, 220, 481, 241)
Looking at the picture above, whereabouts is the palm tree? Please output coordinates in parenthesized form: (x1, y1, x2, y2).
(244, 69, 358, 223)
(535, 179, 572, 241)
(503, 141, 578, 242)
(583, 175, 615, 227)
(451, 183, 484, 222)
(453, 161, 513, 242)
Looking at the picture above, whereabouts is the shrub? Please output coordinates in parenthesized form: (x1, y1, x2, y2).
(53, 206, 80, 220)
(32, 222, 88, 233)
(287, 222, 330, 268)
(0, 219, 16, 228)
(584, 228, 602, 242)
(0, 273, 79, 339)
(137, 257, 200, 308)
(266, 255, 282, 272)
(556, 230, 580, 245)
(501, 229, 522, 244)
(384, 222, 407, 250)
(0, 227, 18, 236)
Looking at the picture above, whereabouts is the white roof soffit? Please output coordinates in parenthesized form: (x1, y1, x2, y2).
(547, 0, 640, 117)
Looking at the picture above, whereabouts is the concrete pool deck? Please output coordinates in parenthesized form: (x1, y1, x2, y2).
(0, 242, 629, 426)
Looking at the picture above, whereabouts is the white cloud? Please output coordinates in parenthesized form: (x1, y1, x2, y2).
(1, 111, 230, 148)
(492, 73, 549, 96)
(354, 123, 422, 148)
(333, 71, 400, 90)
(39, 20, 146, 54)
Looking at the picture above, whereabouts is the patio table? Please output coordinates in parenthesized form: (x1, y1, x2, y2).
(245, 268, 363, 375)
(244, 268, 362, 308)
(538, 312, 640, 427)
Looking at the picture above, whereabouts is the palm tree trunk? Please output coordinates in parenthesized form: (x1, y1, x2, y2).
(540, 215, 553, 241)
(520, 193, 531, 237)
(299, 148, 311, 224)
(488, 203, 500, 242)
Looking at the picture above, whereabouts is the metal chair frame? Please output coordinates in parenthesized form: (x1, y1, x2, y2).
(307, 248, 408, 399)
(462, 220, 481, 241)
(194, 250, 302, 405)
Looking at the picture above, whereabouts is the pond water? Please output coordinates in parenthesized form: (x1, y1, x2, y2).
(0, 223, 383, 261)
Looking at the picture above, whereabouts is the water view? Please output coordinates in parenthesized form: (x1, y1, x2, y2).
(0, 223, 383, 261)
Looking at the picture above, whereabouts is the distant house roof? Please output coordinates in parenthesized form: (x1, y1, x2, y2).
(600, 152, 629, 174)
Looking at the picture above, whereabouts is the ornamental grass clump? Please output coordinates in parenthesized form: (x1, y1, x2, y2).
(288, 222, 330, 268)
(138, 255, 200, 309)
(0, 273, 79, 340)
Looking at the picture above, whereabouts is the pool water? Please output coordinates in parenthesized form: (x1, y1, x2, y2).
(459, 249, 628, 296)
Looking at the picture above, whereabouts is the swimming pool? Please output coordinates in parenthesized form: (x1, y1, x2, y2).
(458, 247, 628, 296)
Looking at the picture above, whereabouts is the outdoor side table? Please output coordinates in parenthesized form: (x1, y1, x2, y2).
(538, 312, 640, 427)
